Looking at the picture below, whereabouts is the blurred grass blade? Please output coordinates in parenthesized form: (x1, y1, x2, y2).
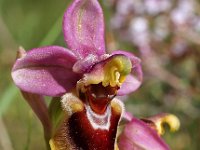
(39, 15, 63, 46)
(0, 85, 18, 116)
(0, 117, 14, 150)
(24, 111, 33, 150)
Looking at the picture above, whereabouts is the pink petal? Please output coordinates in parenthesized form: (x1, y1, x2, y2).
(63, 0, 105, 58)
(112, 50, 143, 95)
(12, 46, 81, 96)
(123, 111, 134, 122)
(118, 117, 170, 150)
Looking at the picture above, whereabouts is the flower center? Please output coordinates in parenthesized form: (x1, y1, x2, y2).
(102, 55, 132, 87)
(77, 55, 132, 114)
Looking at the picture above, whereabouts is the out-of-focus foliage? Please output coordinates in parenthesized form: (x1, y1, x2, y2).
(105, 0, 200, 150)
(0, 0, 200, 149)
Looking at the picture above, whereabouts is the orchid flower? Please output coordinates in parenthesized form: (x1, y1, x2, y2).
(11, 0, 179, 150)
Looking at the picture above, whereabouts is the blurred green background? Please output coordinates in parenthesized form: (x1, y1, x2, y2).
(0, 0, 200, 149)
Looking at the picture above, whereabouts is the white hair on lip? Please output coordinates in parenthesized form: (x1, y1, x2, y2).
(61, 93, 81, 116)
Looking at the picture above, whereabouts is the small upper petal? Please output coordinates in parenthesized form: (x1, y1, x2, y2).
(118, 117, 170, 150)
(112, 50, 143, 95)
(63, 0, 106, 58)
(12, 46, 81, 96)
(73, 54, 99, 73)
